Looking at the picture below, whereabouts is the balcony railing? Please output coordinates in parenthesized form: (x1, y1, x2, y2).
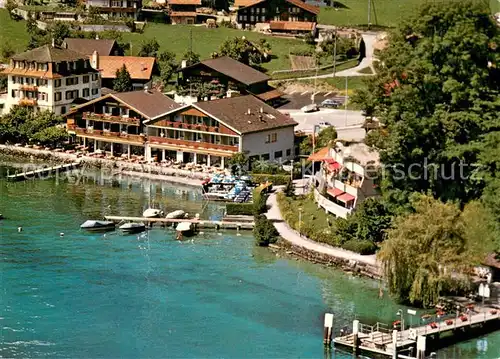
(148, 136, 238, 153)
(19, 85, 38, 92)
(83, 112, 140, 125)
(153, 120, 220, 133)
(73, 127, 145, 143)
(18, 98, 38, 106)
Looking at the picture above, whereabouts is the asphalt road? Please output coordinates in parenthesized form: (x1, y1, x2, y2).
(278, 90, 347, 110)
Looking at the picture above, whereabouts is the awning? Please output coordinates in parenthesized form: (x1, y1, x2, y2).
(307, 147, 332, 162)
(254, 88, 283, 101)
(327, 188, 344, 198)
(337, 193, 356, 203)
(324, 158, 341, 171)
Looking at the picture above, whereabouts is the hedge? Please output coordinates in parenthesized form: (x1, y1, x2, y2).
(226, 203, 254, 215)
(341, 239, 377, 255)
(252, 174, 290, 186)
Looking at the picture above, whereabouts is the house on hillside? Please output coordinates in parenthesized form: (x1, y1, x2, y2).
(86, 0, 143, 19)
(65, 89, 181, 158)
(234, 0, 319, 31)
(1, 44, 101, 115)
(177, 56, 283, 105)
(167, 0, 201, 24)
(89, 53, 156, 90)
(144, 95, 297, 166)
(63, 38, 123, 56)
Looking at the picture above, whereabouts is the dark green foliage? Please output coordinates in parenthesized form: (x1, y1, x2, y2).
(113, 64, 133, 92)
(341, 239, 377, 255)
(228, 152, 248, 174)
(300, 126, 337, 155)
(157, 50, 178, 87)
(253, 214, 278, 247)
(226, 203, 254, 216)
(138, 38, 159, 57)
(5, 0, 17, 18)
(251, 174, 290, 186)
(182, 50, 200, 67)
(283, 179, 295, 198)
(216, 37, 270, 67)
(31, 126, 67, 146)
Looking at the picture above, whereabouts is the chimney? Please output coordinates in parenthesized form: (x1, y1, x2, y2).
(51, 38, 55, 48)
(181, 60, 187, 68)
(91, 51, 99, 70)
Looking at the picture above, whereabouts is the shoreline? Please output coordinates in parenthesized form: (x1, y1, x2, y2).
(1, 144, 380, 278)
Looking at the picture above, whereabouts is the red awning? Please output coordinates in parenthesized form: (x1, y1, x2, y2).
(327, 188, 344, 198)
(337, 193, 356, 203)
(307, 147, 331, 162)
(326, 161, 341, 172)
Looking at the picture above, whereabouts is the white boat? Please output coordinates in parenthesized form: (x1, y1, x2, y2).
(142, 208, 163, 218)
(80, 220, 115, 232)
(166, 210, 186, 219)
(119, 222, 146, 234)
(175, 221, 195, 239)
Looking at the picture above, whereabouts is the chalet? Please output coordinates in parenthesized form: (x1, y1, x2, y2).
(144, 95, 297, 167)
(168, 0, 201, 24)
(90, 52, 156, 90)
(65, 90, 181, 158)
(63, 38, 122, 56)
(86, 0, 143, 19)
(235, 0, 319, 30)
(177, 56, 282, 105)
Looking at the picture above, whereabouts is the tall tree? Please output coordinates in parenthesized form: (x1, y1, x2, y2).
(182, 50, 200, 67)
(157, 51, 178, 87)
(217, 37, 270, 67)
(300, 126, 337, 154)
(352, 0, 500, 210)
(138, 38, 160, 57)
(113, 65, 133, 93)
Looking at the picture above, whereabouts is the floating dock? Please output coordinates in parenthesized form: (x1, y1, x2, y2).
(7, 162, 81, 182)
(104, 216, 254, 230)
(329, 309, 500, 358)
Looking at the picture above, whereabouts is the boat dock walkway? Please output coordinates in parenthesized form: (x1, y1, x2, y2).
(7, 162, 81, 182)
(104, 215, 254, 230)
(330, 308, 500, 358)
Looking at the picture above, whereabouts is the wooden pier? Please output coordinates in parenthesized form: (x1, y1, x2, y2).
(329, 308, 500, 358)
(7, 162, 81, 182)
(104, 215, 254, 230)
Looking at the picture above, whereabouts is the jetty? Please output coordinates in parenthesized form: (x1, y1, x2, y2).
(104, 215, 254, 230)
(325, 307, 500, 358)
(6, 162, 81, 182)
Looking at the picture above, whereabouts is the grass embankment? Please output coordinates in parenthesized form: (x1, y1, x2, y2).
(270, 58, 358, 80)
(121, 24, 303, 72)
(0, 10, 30, 54)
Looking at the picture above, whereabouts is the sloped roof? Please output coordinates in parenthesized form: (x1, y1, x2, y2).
(11, 45, 87, 62)
(170, 11, 197, 16)
(98, 56, 156, 80)
(233, 0, 265, 7)
(194, 95, 297, 134)
(269, 21, 316, 31)
(67, 90, 181, 120)
(186, 56, 269, 86)
(168, 0, 201, 4)
(63, 38, 116, 56)
(285, 0, 320, 15)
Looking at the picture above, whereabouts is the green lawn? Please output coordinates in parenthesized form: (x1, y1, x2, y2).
(0, 9, 30, 55)
(318, 0, 500, 27)
(121, 23, 304, 72)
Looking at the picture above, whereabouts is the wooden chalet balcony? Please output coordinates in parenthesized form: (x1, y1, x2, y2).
(83, 112, 140, 126)
(153, 120, 221, 133)
(73, 127, 145, 143)
(18, 98, 37, 106)
(19, 85, 38, 91)
(148, 136, 238, 153)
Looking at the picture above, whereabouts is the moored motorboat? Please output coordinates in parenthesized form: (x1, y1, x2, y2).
(175, 221, 195, 240)
(119, 222, 146, 234)
(80, 220, 115, 232)
(166, 210, 186, 219)
(142, 208, 163, 218)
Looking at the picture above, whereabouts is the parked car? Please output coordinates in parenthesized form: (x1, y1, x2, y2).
(318, 121, 332, 127)
(321, 98, 342, 108)
(301, 104, 319, 113)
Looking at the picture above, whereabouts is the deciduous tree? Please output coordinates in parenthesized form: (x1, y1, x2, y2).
(138, 38, 159, 57)
(113, 65, 133, 92)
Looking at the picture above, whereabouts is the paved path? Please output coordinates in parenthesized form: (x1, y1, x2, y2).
(265, 190, 378, 267)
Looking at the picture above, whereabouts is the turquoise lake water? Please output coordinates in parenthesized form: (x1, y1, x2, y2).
(0, 164, 499, 358)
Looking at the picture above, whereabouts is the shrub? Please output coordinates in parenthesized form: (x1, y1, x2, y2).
(226, 203, 254, 215)
(341, 239, 377, 255)
(252, 174, 290, 185)
(283, 179, 295, 198)
(253, 214, 278, 246)
(253, 189, 268, 215)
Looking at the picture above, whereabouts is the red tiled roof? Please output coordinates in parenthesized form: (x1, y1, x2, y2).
(327, 188, 344, 198)
(168, 0, 201, 4)
(269, 21, 316, 31)
(307, 147, 331, 161)
(337, 193, 356, 203)
(233, 0, 265, 7)
(98, 56, 155, 80)
(286, 0, 320, 15)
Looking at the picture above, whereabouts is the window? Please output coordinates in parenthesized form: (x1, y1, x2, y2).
(243, 15, 247, 21)
(56, 63, 60, 72)
(274, 150, 283, 159)
(11, 89, 16, 98)
(91, 88, 98, 95)
(286, 148, 291, 156)
(261, 153, 270, 161)
(250, 15, 254, 21)
(92, 73, 99, 81)
(83, 88, 90, 97)
(73, 61, 77, 70)
(256, 7, 259, 13)
(66, 77, 79, 86)
(65, 90, 78, 100)
(261, 8, 266, 13)
(83, 75, 89, 83)
(271, 133, 277, 142)
(60, 106, 66, 115)
(54, 79, 61, 88)
(261, 15, 265, 21)
(55, 92, 62, 101)
(250, 7, 254, 13)
(265, 134, 270, 143)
